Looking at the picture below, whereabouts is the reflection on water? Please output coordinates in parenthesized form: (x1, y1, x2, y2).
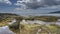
(0, 26, 15, 34)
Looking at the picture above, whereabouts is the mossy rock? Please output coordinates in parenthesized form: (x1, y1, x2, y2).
(9, 22, 19, 34)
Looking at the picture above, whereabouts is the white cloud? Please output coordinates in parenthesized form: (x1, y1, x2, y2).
(14, 0, 25, 6)
(0, 0, 12, 5)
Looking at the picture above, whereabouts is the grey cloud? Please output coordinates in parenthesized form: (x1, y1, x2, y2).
(25, 0, 60, 9)
(15, 0, 60, 9)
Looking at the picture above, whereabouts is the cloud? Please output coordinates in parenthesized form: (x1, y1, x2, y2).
(0, 0, 12, 5)
(13, 5, 60, 15)
(14, 0, 60, 9)
(13, 0, 60, 14)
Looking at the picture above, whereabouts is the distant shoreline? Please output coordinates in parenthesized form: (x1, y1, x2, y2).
(0, 13, 60, 17)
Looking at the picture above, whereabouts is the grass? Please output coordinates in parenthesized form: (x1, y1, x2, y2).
(0, 13, 60, 34)
(0, 18, 14, 27)
(20, 23, 60, 34)
(9, 28, 20, 34)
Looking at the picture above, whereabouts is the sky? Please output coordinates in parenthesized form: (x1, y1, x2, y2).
(0, 0, 60, 15)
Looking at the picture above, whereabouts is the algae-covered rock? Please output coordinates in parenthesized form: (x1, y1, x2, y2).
(9, 22, 19, 34)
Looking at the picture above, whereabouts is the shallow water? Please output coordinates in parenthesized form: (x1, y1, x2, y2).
(0, 26, 15, 34)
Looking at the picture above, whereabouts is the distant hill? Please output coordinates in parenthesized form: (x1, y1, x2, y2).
(0, 13, 18, 16)
(0, 13, 19, 22)
(50, 11, 60, 13)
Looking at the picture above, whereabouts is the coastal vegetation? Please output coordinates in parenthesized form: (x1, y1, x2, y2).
(0, 13, 60, 34)
(20, 16, 60, 34)
(20, 23, 60, 34)
(0, 13, 21, 34)
(25, 16, 58, 22)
